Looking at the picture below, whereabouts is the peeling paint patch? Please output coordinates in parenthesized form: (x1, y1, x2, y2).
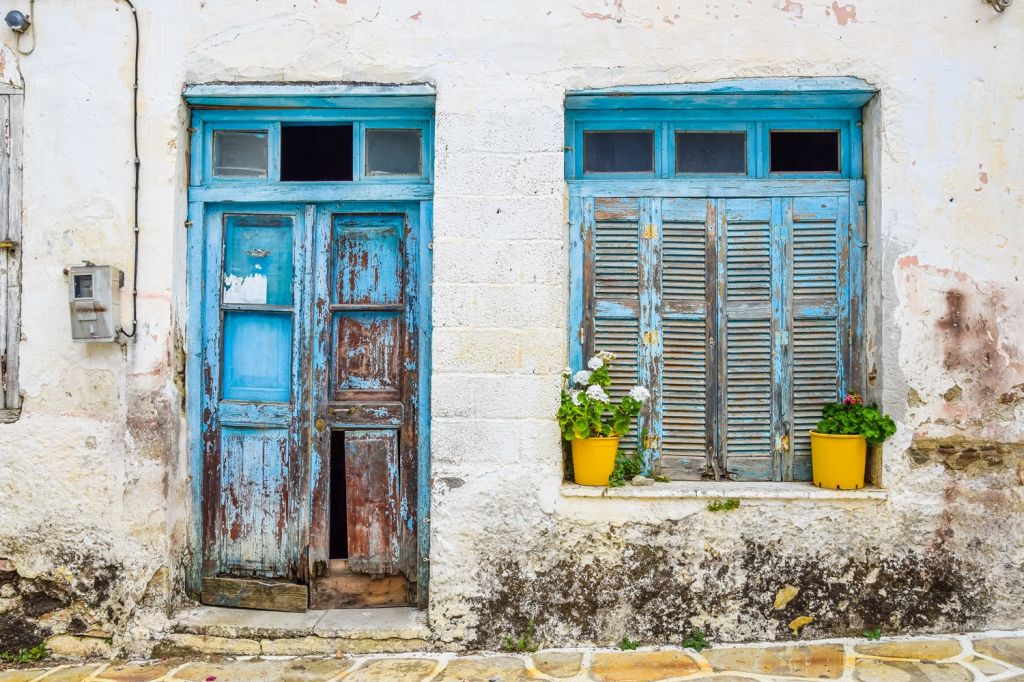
(775, 0, 804, 18)
(827, 2, 857, 25)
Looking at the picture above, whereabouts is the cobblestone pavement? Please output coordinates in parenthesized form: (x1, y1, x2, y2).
(1, 634, 1022, 681)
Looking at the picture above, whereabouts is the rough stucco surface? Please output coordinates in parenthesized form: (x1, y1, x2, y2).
(0, 0, 1021, 656)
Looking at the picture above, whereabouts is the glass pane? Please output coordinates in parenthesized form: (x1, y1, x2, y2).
(365, 129, 422, 176)
(583, 131, 654, 173)
(281, 125, 353, 181)
(223, 214, 294, 306)
(213, 131, 268, 178)
(770, 130, 840, 173)
(676, 132, 746, 174)
(73, 274, 93, 299)
(222, 311, 292, 402)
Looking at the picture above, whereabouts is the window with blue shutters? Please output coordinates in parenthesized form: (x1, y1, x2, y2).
(566, 79, 874, 482)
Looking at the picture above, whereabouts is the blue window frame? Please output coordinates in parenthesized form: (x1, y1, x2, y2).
(566, 78, 875, 482)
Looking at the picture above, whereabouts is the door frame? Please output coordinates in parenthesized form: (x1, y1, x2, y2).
(183, 86, 434, 608)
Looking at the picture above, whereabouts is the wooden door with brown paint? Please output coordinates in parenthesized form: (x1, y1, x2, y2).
(308, 208, 421, 608)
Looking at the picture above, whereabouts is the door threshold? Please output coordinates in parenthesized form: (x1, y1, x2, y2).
(172, 602, 428, 643)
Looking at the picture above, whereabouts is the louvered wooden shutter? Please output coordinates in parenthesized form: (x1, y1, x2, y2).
(788, 195, 850, 480)
(718, 199, 777, 481)
(660, 198, 711, 480)
(587, 198, 642, 452)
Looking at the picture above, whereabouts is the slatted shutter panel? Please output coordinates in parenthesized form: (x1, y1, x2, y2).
(719, 199, 777, 481)
(588, 198, 641, 452)
(659, 198, 711, 480)
(788, 195, 849, 480)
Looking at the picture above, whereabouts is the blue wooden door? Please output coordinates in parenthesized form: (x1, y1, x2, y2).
(199, 204, 313, 595)
(307, 206, 422, 606)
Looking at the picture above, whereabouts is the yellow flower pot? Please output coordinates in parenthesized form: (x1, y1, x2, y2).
(810, 431, 867, 490)
(571, 436, 620, 486)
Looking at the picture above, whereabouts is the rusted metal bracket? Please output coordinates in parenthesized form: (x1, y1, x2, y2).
(987, 0, 1012, 11)
(0, 241, 18, 250)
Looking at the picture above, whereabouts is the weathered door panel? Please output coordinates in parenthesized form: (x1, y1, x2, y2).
(344, 429, 401, 574)
(200, 205, 312, 607)
(309, 207, 420, 607)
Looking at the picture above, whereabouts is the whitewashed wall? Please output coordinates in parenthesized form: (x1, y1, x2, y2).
(0, 0, 1021, 654)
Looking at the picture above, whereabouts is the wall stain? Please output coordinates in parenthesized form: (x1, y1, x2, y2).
(465, 522, 991, 649)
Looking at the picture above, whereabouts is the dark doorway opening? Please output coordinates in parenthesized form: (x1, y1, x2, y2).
(329, 430, 348, 560)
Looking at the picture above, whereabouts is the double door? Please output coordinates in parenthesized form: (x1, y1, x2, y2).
(197, 202, 424, 610)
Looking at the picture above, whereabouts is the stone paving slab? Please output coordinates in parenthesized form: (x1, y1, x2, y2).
(2, 634, 1023, 681)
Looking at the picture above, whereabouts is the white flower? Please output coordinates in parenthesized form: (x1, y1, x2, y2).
(573, 370, 592, 386)
(570, 390, 582, 406)
(598, 350, 617, 363)
(586, 385, 610, 402)
(563, 367, 573, 377)
(588, 356, 604, 370)
(629, 386, 651, 403)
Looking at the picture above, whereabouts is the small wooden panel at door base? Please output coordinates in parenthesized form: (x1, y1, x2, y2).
(202, 576, 308, 613)
(310, 560, 410, 609)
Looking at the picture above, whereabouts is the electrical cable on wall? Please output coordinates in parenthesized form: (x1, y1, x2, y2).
(117, 0, 141, 339)
(8, 0, 141, 339)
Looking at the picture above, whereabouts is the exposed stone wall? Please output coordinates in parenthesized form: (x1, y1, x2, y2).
(0, 0, 1020, 655)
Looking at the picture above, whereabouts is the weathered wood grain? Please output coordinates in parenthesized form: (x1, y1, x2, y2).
(202, 576, 308, 613)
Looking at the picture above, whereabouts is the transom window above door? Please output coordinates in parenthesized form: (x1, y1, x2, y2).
(194, 105, 433, 185)
(566, 78, 876, 483)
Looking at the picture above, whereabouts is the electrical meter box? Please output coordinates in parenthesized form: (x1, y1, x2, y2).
(67, 265, 122, 342)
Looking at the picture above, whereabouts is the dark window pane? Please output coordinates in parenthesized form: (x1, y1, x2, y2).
(770, 131, 840, 173)
(73, 274, 93, 299)
(583, 131, 654, 173)
(281, 125, 353, 181)
(366, 128, 422, 176)
(213, 131, 268, 178)
(676, 132, 746, 174)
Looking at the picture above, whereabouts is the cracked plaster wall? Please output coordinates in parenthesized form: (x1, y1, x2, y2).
(0, 0, 1020, 654)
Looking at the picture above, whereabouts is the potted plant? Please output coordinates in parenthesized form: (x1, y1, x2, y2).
(558, 351, 650, 486)
(810, 393, 896, 490)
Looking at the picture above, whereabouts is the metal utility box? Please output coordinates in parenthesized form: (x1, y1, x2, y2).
(67, 265, 122, 342)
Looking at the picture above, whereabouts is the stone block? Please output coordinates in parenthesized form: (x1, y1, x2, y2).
(173, 658, 352, 682)
(46, 634, 112, 659)
(259, 636, 339, 656)
(433, 283, 564, 329)
(703, 644, 845, 679)
(855, 639, 961, 660)
(433, 195, 564, 242)
(94, 661, 183, 681)
(973, 637, 1024, 667)
(591, 651, 701, 681)
(531, 650, 583, 678)
(342, 658, 438, 681)
(433, 374, 559, 420)
(434, 655, 528, 681)
(853, 658, 972, 681)
(152, 633, 260, 657)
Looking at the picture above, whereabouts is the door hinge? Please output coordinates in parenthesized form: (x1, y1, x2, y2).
(643, 433, 659, 449)
(0, 240, 18, 250)
(579, 326, 585, 344)
(643, 329, 658, 345)
(643, 224, 657, 239)
(779, 433, 791, 451)
(580, 222, 586, 238)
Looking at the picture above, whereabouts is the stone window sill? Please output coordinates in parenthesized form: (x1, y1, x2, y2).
(561, 480, 887, 502)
